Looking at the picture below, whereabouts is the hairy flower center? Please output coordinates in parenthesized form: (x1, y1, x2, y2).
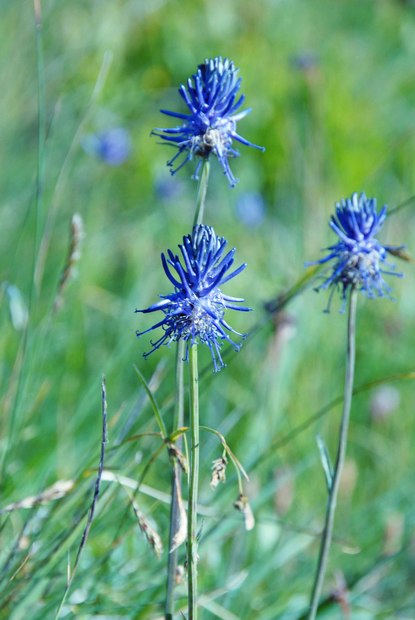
(170, 291, 226, 341)
(341, 250, 381, 285)
(191, 126, 233, 158)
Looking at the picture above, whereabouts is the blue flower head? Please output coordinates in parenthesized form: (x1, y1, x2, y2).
(83, 128, 131, 166)
(152, 57, 265, 187)
(136, 225, 251, 371)
(311, 192, 403, 311)
(236, 192, 265, 228)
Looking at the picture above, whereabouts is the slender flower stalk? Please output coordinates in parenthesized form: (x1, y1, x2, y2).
(165, 341, 186, 620)
(193, 160, 210, 227)
(166, 160, 210, 618)
(307, 191, 404, 617)
(187, 344, 200, 619)
(307, 288, 357, 620)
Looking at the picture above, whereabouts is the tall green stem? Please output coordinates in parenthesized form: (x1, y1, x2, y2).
(0, 1, 45, 481)
(187, 344, 200, 620)
(307, 289, 358, 620)
(193, 160, 210, 228)
(32, 0, 45, 301)
(165, 340, 186, 620)
(165, 154, 209, 619)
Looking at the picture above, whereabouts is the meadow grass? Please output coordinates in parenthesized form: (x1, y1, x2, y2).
(1, 0, 415, 618)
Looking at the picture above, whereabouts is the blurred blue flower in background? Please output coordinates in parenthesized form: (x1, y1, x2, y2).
(311, 192, 403, 310)
(290, 52, 319, 73)
(153, 56, 264, 187)
(82, 128, 131, 166)
(154, 174, 185, 202)
(136, 225, 251, 371)
(235, 192, 265, 228)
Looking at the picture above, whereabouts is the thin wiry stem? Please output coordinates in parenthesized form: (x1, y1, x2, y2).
(307, 288, 358, 620)
(35, 51, 112, 290)
(32, 0, 45, 303)
(0, 1, 45, 481)
(193, 160, 210, 227)
(165, 339, 186, 620)
(166, 154, 209, 618)
(55, 377, 108, 620)
(187, 344, 200, 620)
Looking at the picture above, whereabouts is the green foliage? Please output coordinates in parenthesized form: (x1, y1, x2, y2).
(1, 0, 415, 618)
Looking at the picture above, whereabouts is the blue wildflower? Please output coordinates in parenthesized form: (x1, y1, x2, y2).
(236, 192, 265, 228)
(136, 225, 251, 371)
(154, 175, 184, 202)
(83, 128, 131, 166)
(311, 192, 403, 311)
(290, 52, 319, 73)
(152, 57, 265, 187)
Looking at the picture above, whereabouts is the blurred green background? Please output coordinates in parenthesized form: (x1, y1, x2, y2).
(1, 0, 415, 618)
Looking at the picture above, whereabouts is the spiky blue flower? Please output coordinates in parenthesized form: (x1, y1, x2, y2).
(136, 225, 251, 371)
(310, 192, 402, 311)
(152, 57, 265, 187)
